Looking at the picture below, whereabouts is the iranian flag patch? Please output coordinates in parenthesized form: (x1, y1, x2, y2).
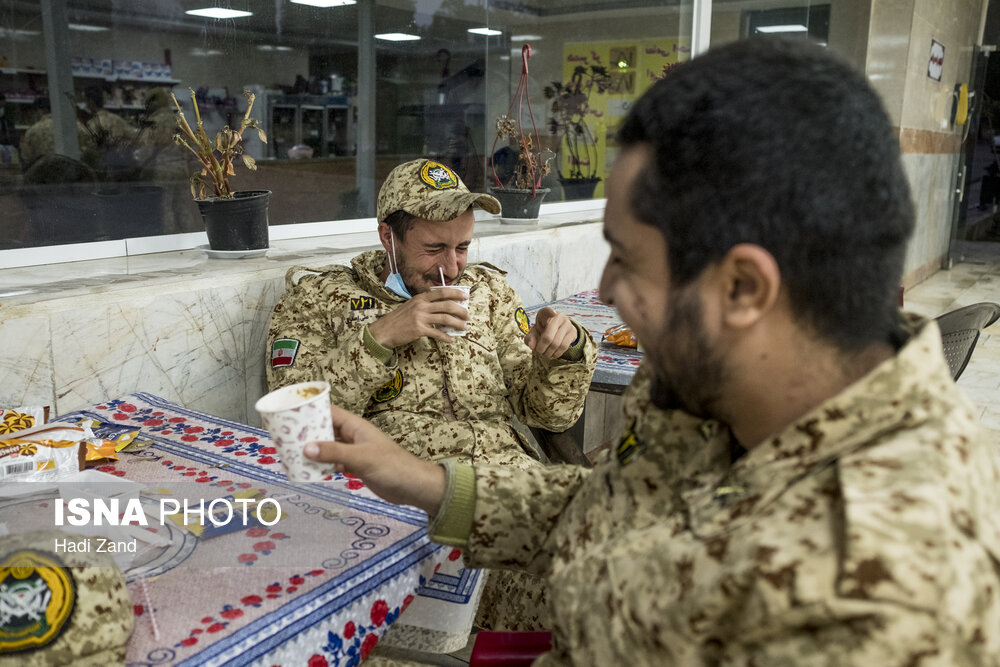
(271, 338, 300, 369)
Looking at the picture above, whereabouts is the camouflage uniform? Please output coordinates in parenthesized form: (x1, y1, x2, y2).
(433, 317, 1000, 664)
(266, 249, 597, 631)
(0, 531, 133, 665)
(266, 250, 597, 468)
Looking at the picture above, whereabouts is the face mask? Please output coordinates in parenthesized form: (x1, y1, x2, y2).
(384, 231, 412, 300)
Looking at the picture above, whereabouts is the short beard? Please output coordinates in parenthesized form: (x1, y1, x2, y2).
(649, 290, 726, 418)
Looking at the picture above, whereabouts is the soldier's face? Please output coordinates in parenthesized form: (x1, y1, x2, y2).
(599, 146, 727, 417)
(393, 211, 475, 295)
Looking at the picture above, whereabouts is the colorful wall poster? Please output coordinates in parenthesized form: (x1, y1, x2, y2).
(555, 38, 689, 199)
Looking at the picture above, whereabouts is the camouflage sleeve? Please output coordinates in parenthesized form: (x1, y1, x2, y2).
(265, 269, 397, 415)
(725, 605, 951, 665)
(489, 275, 598, 432)
(462, 462, 591, 575)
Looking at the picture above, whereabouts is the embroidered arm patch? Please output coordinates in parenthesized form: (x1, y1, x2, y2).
(271, 338, 300, 369)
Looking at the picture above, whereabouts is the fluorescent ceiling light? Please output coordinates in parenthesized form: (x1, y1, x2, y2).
(756, 24, 808, 33)
(374, 32, 420, 41)
(468, 27, 502, 36)
(257, 45, 293, 51)
(190, 47, 224, 56)
(0, 28, 40, 38)
(291, 0, 355, 6)
(69, 23, 109, 31)
(186, 8, 253, 19)
(511, 34, 541, 41)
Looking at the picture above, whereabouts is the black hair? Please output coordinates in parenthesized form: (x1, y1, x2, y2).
(383, 209, 418, 240)
(618, 37, 914, 350)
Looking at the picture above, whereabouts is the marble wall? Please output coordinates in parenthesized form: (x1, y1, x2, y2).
(0, 220, 609, 428)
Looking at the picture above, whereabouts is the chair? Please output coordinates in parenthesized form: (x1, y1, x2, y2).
(934, 302, 1000, 380)
(530, 426, 592, 467)
(470, 631, 553, 666)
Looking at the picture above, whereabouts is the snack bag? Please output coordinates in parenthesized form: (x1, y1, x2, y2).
(75, 417, 140, 452)
(0, 422, 90, 482)
(602, 323, 638, 349)
(0, 405, 50, 435)
(81, 438, 120, 468)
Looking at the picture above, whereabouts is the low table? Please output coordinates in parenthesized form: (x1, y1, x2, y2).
(1, 392, 482, 665)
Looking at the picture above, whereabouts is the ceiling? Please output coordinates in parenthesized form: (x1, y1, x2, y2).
(3, 0, 690, 50)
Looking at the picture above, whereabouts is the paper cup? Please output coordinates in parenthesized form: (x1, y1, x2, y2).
(430, 285, 470, 336)
(254, 381, 336, 483)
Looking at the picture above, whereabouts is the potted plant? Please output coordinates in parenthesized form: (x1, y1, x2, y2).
(85, 90, 174, 239)
(171, 88, 270, 251)
(544, 63, 611, 200)
(488, 44, 552, 223)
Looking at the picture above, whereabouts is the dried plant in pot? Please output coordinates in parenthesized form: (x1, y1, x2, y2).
(544, 63, 611, 200)
(488, 44, 553, 224)
(172, 88, 270, 252)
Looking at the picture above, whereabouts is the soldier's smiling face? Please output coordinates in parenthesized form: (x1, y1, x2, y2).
(392, 211, 475, 295)
(599, 145, 727, 416)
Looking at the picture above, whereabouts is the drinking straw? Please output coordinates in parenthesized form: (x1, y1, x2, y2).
(439, 267, 446, 286)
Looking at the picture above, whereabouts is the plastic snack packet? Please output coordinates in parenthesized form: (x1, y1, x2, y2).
(75, 418, 140, 453)
(0, 406, 50, 435)
(0, 422, 91, 482)
(602, 323, 638, 349)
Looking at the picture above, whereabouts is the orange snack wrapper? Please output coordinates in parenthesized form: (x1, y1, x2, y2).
(81, 438, 119, 467)
(602, 323, 638, 348)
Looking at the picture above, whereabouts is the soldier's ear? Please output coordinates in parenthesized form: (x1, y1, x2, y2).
(717, 244, 780, 330)
(377, 222, 393, 252)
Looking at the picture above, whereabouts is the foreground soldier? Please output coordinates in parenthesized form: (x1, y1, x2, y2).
(304, 37, 1000, 664)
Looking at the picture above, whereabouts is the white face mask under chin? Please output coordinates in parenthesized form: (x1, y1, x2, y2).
(383, 231, 412, 299)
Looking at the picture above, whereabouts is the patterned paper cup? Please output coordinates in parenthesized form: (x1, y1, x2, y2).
(429, 285, 470, 336)
(254, 381, 336, 483)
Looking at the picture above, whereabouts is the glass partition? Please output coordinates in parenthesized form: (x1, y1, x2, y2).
(0, 0, 694, 251)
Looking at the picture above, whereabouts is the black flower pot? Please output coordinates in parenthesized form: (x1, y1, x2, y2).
(557, 177, 600, 201)
(196, 190, 271, 251)
(96, 184, 165, 239)
(488, 187, 550, 224)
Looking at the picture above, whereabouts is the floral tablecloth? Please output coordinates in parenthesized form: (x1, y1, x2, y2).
(527, 289, 642, 390)
(10, 392, 466, 667)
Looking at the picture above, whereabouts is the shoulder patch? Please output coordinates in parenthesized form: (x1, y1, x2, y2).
(515, 307, 531, 335)
(350, 296, 377, 311)
(419, 161, 459, 190)
(271, 338, 300, 369)
(616, 419, 647, 466)
(372, 369, 404, 403)
(0, 549, 76, 653)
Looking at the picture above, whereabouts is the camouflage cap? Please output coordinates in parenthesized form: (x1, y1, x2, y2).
(0, 530, 132, 666)
(377, 159, 501, 222)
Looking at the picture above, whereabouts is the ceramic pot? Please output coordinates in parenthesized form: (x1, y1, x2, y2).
(488, 186, 550, 224)
(196, 189, 271, 251)
(557, 177, 600, 201)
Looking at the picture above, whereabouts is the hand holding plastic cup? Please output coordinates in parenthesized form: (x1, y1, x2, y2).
(430, 284, 470, 336)
(254, 381, 337, 483)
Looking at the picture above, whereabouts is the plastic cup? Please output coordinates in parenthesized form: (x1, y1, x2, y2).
(254, 381, 336, 483)
(430, 285, 470, 336)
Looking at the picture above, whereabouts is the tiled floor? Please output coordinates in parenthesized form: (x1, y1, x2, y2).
(903, 239, 1000, 431)
(381, 239, 1000, 665)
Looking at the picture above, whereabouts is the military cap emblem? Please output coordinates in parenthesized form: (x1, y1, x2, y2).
(372, 369, 404, 403)
(419, 161, 459, 190)
(0, 549, 76, 653)
(515, 307, 531, 335)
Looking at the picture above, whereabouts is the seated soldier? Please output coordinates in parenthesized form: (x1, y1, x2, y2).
(265, 158, 598, 629)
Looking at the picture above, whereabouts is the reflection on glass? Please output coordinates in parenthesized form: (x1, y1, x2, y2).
(0, 0, 695, 251)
